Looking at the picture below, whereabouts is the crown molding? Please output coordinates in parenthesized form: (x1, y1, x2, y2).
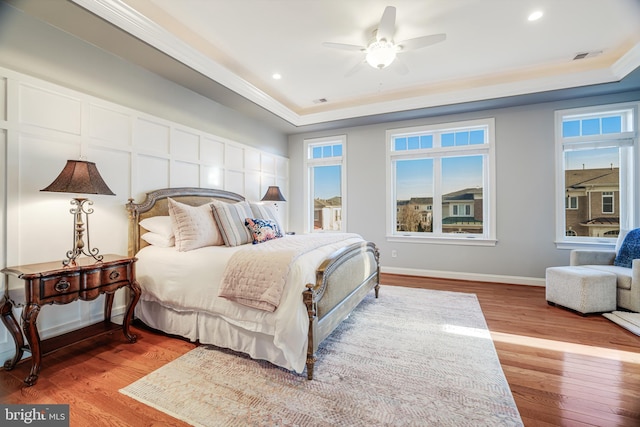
(71, 0, 640, 128)
(70, 0, 302, 125)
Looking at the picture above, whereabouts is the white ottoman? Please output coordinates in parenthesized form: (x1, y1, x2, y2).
(546, 266, 617, 315)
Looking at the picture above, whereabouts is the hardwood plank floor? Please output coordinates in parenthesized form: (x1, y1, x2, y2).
(381, 273, 640, 427)
(1, 274, 639, 426)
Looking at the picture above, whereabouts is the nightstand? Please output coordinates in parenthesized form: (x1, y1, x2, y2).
(1, 254, 140, 386)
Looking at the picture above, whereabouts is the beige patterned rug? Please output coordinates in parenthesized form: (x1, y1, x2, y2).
(120, 286, 522, 426)
(603, 311, 640, 336)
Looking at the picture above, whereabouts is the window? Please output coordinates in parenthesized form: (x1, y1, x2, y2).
(555, 103, 638, 247)
(386, 118, 496, 245)
(602, 192, 614, 214)
(304, 135, 346, 232)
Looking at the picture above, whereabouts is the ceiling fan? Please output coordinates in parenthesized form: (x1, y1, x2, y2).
(323, 6, 446, 76)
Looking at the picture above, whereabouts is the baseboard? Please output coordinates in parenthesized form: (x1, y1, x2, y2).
(380, 266, 545, 287)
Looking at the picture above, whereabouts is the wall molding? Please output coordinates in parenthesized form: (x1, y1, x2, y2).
(381, 266, 546, 287)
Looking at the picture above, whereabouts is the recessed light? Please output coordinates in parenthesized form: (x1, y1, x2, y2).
(528, 10, 543, 21)
(272, 73, 282, 80)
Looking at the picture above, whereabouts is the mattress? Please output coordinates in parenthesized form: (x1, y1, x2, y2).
(134, 234, 364, 372)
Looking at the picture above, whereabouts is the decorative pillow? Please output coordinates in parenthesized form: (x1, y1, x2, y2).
(167, 198, 224, 251)
(615, 229, 629, 254)
(614, 228, 640, 268)
(141, 232, 175, 248)
(250, 202, 283, 231)
(211, 200, 253, 247)
(245, 218, 283, 244)
(139, 216, 174, 239)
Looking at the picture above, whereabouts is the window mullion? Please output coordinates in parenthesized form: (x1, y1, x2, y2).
(432, 157, 442, 235)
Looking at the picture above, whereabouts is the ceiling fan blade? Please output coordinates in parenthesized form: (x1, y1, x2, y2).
(376, 6, 396, 41)
(397, 34, 446, 51)
(322, 42, 366, 51)
(394, 58, 409, 75)
(345, 60, 367, 77)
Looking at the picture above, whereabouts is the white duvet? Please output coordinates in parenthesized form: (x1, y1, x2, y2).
(135, 233, 364, 373)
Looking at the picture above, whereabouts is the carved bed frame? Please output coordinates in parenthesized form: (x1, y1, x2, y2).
(126, 187, 380, 379)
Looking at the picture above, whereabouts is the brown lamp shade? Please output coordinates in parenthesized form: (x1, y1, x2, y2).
(41, 160, 115, 196)
(261, 186, 286, 202)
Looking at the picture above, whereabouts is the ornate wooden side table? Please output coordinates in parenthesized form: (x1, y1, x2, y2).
(0, 254, 140, 386)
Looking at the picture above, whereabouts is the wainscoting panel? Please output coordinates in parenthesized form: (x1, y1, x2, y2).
(201, 136, 225, 167)
(225, 144, 244, 171)
(19, 83, 82, 135)
(134, 117, 170, 154)
(136, 154, 171, 195)
(171, 160, 200, 188)
(0, 65, 289, 363)
(0, 77, 6, 121)
(171, 128, 200, 161)
(89, 104, 132, 147)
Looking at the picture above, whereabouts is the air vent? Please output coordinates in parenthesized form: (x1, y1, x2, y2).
(573, 50, 603, 60)
(313, 98, 328, 104)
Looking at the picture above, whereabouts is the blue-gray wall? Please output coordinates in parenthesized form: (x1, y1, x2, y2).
(288, 91, 640, 284)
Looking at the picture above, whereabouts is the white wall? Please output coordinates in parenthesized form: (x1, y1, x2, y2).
(288, 90, 640, 285)
(0, 1, 288, 157)
(0, 66, 289, 363)
(0, 3, 290, 362)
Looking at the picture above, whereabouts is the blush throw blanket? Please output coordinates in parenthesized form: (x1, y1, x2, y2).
(218, 233, 362, 311)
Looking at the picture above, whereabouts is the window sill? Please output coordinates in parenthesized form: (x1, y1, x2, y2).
(387, 235, 497, 247)
(555, 240, 617, 251)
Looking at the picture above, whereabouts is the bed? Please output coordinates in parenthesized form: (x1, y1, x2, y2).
(125, 187, 380, 379)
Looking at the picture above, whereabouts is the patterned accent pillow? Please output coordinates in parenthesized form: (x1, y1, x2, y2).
(167, 198, 224, 251)
(245, 218, 283, 244)
(614, 228, 640, 268)
(211, 200, 253, 246)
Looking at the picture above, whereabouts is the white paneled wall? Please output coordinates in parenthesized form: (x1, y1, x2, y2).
(0, 66, 289, 362)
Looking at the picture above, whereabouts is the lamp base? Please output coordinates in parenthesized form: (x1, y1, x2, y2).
(62, 198, 104, 266)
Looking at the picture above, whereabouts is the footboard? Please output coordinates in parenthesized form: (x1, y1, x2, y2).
(303, 241, 380, 380)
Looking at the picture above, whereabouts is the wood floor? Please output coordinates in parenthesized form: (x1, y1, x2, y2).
(1, 274, 639, 426)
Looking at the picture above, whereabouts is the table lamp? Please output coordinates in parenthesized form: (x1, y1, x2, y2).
(261, 186, 286, 210)
(41, 160, 115, 266)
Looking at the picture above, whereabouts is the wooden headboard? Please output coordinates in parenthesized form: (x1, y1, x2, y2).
(125, 187, 245, 256)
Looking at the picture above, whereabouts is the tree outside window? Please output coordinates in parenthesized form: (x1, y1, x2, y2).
(386, 119, 495, 244)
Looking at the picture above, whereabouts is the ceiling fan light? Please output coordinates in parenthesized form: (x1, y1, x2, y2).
(366, 40, 397, 69)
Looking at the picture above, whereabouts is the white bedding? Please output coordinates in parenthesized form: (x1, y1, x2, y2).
(135, 233, 364, 373)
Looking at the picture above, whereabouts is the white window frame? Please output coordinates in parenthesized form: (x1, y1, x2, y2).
(385, 118, 496, 246)
(602, 191, 615, 214)
(554, 102, 639, 249)
(566, 195, 579, 210)
(303, 135, 347, 233)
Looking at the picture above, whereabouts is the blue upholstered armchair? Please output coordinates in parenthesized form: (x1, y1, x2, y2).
(570, 229, 640, 312)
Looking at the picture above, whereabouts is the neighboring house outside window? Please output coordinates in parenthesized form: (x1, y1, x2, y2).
(386, 118, 496, 245)
(304, 135, 346, 233)
(602, 191, 614, 214)
(555, 102, 638, 247)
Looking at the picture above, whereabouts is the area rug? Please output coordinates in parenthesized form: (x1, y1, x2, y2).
(120, 286, 522, 426)
(603, 311, 640, 336)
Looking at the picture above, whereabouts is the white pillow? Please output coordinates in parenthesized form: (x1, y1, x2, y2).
(211, 200, 253, 247)
(140, 216, 174, 239)
(167, 198, 224, 251)
(141, 232, 175, 248)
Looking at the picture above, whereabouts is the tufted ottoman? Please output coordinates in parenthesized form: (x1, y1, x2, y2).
(545, 266, 617, 315)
